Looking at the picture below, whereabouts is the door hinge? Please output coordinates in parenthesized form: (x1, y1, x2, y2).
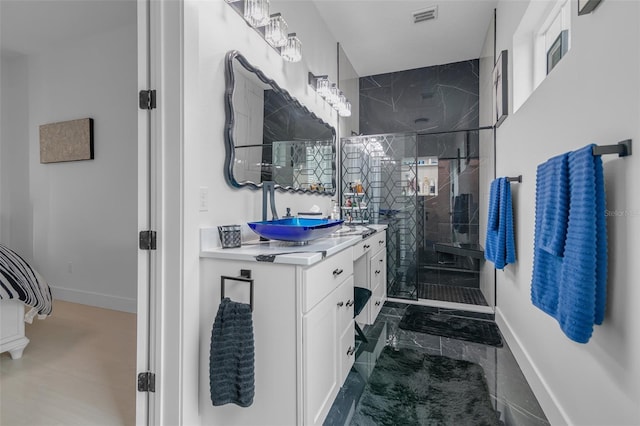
(139, 89, 156, 110)
(137, 372, 156, 392)
(139, 231, 157, 250)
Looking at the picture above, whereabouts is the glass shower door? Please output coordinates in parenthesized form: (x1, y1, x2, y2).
(341, 133, 420, 301)
(341, 128, 492, 306)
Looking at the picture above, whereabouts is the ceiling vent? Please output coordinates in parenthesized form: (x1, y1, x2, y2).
(412, 6, 438, 24)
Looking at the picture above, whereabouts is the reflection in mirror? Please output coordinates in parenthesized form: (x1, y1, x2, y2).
(224, 50, 336, 194)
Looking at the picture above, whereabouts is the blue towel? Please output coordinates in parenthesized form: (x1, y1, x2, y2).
(531, 144, 607, 343)
(485, 177, 516, 269)
(210, 298, 255, 407)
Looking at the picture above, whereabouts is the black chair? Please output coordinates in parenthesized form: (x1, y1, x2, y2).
(353, 287, 372, 342)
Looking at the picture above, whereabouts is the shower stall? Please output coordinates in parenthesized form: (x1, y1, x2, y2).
(341, 128, 493, 308)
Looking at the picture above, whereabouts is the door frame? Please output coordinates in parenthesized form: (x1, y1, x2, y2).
(137, 0, 184, 424)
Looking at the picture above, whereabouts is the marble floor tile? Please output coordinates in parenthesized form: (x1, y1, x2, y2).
(325, 301, 549, 426)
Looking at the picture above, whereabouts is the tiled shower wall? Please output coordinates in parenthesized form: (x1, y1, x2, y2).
(359, 60, 481, 246)
(359, 60, 479, 135)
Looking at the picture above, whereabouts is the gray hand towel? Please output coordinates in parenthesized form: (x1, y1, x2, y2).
(210, 297, 255, 407)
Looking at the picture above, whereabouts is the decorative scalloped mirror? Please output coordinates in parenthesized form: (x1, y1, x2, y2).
(224, 50, 336, 194)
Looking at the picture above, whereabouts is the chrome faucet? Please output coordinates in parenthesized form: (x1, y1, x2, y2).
(262, 181, 279, 221)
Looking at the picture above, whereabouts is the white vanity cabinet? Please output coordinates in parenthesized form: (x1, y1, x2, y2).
(199, 225, 386, 426)
(354, 231, 387, 325)
(302, 275, 355, 425)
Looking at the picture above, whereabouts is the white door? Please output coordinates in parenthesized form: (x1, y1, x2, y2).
(136, 0, 183, 424)
(136, 0, 154, 424)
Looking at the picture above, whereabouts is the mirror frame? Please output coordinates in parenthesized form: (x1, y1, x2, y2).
(224, 50, 337, 195)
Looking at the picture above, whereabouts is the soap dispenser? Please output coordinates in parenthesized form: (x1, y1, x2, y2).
(330, 199, 340, 220)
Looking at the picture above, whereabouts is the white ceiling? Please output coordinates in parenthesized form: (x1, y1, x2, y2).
(313, 0, 498, 76)
(1, 0, 496, 76)
(0, 0, 136, 57)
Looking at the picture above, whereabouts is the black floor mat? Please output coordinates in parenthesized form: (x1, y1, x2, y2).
(351, 347, 502, 426)
(399, 305, 503, 347)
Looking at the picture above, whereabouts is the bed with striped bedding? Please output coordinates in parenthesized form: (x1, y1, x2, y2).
(0, 244, 52, 322)
(1, 244, 53, 359)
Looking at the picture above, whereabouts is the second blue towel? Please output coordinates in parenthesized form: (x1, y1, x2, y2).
(485, 177, 516, 270)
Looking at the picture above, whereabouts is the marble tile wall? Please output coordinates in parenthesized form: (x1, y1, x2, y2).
(359, 60, 479, 135)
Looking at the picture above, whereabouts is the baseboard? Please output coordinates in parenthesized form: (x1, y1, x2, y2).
(495, 307, 569, 426)
(387, 297, 495, 314)
(50, 285, 136, 313)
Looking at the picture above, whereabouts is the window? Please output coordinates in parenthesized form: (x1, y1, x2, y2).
(537, 0, 571, 78)
(512, 0, 571, 112)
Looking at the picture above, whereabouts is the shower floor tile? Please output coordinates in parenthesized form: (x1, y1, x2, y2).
(416, 282, 489, 306)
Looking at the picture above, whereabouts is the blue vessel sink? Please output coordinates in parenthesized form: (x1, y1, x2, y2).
(247, 218, 344, 242)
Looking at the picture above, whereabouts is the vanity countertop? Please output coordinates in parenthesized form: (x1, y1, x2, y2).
(200, 224, 386, 266)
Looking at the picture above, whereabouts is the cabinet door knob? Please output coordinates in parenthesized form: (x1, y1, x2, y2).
(347, 346, 356, 356)
(346, 299, 354, 307)
(375, 270, 381, 275)
(379, 240, 384, 245)
(337, 301, 344, 307)
(332, 268, 344, 276)
(379, 259, 384, 263)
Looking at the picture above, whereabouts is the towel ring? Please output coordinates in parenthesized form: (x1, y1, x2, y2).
(221, 269, 254, 311)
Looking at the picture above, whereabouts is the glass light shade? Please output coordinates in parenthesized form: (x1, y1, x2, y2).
(265, 13, 288, 47)
(337, 94, 347, 111)
(281, 33, 302, 62)
(339, 101, 352, 117)
(244, 0, 269, 28)
(327, 85, 340, 105)
(316, 77, 331, 97)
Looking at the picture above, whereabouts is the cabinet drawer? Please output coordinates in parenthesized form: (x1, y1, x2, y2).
(372, 232, 386, 255)
(302, 249, 353, 313)
(370, 249, 386, 289)
(352, 236, 374, 260)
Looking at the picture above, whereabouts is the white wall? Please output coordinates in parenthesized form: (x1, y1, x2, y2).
(1, 20, 138, 312)
(181, 0, 340, 423)
(1, 55, 31, 257)
(494, 1, 640, 424)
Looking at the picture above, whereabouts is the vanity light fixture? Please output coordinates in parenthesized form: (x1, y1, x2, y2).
(328, 84, 340, 106)
(265, 13, 288, 47)
(316, 77, 331, 97)
(337, 94, 351, 117)
(244, 0, 270, 28)
(339, 101, 352, 117)
(308, 72, 352, 117)
(336, 93, 347, 111)
(281, 33, 302, 62)
(225, 1, 301, 65)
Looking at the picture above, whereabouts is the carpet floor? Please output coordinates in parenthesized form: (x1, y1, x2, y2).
(351, 346, 501, 426)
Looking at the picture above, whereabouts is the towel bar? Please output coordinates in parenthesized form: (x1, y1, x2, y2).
(507, 175, 522, 183)
(592, 139, 632, 157)
(221, 269, 254, 311)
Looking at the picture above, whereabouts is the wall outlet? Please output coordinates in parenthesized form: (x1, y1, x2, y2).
(199, 187, 209, 211)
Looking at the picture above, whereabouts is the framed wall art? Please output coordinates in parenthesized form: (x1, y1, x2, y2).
(493, 50, 508, 128)
(578, 0, 602, 15)
(40, 118, 94, 164)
